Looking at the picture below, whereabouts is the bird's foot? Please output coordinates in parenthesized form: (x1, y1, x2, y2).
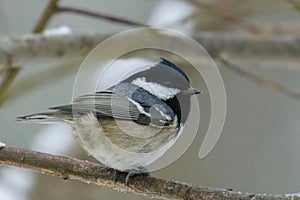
(112, 169, 118, 183)
(125, 167, 150, 185)
(112, 167, 150, 185)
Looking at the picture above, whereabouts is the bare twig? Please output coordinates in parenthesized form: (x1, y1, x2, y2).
(0, 145, 298, 200)
(0, 0, 147, 107)
(56, 6, 148, 27)
(33, 0, 147, 33)
(32, 0, 60, 33)
(0, 0, 60, 107)
(218, 54, 300, 99)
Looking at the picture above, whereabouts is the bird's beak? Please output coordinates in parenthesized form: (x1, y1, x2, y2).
(183, 88, 202, 95)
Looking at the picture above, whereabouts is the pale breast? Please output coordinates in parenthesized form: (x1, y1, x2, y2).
(72, 112, 179, 171)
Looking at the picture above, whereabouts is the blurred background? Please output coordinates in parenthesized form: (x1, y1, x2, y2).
(1, 0, 300, 199)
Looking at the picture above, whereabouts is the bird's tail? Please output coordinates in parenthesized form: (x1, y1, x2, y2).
(16, 111, 73, 124)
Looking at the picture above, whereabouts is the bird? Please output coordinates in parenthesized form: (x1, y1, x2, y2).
(17, 58, 201, 184)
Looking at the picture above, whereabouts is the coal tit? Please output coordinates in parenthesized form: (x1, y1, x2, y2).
(17, 58, 201, 182)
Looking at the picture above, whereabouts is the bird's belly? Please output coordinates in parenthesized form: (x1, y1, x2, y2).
(73, 112, 179, 171)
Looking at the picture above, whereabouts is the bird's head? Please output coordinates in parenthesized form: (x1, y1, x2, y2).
(123, 58, 201, 124)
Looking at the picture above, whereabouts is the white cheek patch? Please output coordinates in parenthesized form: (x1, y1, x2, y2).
(132, 77, 180, 100)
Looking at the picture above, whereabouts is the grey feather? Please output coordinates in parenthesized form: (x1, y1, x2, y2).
(18, 84, 175, 126)
(16, 111, 73, 124)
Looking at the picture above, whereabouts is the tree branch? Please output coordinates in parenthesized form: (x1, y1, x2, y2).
(0, 0, 59, 107)
(1, 32, 299, 103)
(0, 145, 298, 200)
(34, 0, 148, 32)
(0, 32, 299, 69)
(56, 6, 148, 27)
(32, 0, 60, 33)
(218, 54, 300, 99)
(0, 0, 147, 106)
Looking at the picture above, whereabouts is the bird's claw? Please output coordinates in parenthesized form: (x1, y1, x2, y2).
(112, 167, 150, 185)
(125, 167, 150, 185)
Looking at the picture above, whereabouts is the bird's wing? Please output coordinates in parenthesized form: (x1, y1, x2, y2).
(50, 91, 174, 126)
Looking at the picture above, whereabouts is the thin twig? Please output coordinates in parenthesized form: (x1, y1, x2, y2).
(218, 54, 300, 99)
(56, 6, 148, 27)
(1, 0, 146, 104)
(0, 145, 297, 200)
(1, 0, 147, 106)
(32, 0, 60, 33)
(0, 0, 60, 107)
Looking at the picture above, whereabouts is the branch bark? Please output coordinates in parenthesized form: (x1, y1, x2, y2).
(0, 145, 299, 200)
